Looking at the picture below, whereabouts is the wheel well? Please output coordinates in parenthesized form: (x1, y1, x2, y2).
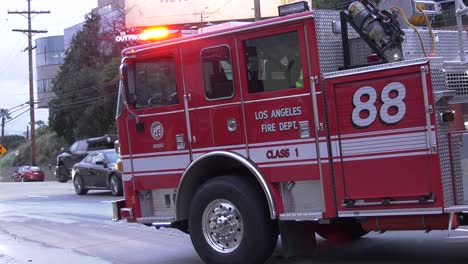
(175, 151, 277, 222)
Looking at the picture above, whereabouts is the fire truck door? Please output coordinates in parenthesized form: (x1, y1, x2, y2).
(183, 43, 246, 157)
(238, 26, 326, 215)
(124, 49, 190, 190)
(324, 61, 439, 214)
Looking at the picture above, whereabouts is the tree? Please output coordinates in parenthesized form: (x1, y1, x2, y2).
(313, 0, 348, 10)
(35, 120, 49, 136)
(49, 12, 123, 143)
(0, 108, 11, 137)
(312, 0, 380, 10)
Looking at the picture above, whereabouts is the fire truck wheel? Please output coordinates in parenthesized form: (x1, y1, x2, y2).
(316, 221, 368, 242)
(73, 175, 88, 195)
(189, 176, 278, 264)
(109, 175, 123, 196)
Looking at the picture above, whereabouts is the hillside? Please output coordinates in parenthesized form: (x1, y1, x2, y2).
(0, 132, 66, 182)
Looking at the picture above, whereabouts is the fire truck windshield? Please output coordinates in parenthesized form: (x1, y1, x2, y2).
(133, 56, 179, 108)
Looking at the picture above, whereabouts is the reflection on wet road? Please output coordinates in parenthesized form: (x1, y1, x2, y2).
(1, 182, 468, 264)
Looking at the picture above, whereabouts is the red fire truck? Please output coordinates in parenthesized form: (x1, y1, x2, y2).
(112, 0, 468, 263)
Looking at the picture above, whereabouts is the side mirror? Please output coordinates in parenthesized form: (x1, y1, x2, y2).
(96, 161, 108, 168)
(114, 140, 120, 154)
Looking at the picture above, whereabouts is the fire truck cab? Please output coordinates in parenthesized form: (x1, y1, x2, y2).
(113, 1, 468, 263)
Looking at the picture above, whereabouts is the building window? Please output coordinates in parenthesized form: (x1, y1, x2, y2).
(99, 4, 112, 15)
(37, 79, 54, 93)
(243, 31, 303, 93)
(201, 46, 234, 100)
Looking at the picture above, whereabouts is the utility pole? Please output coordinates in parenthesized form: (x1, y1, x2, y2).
(8, 0, 50, 166)
(254, 0, 261, 21)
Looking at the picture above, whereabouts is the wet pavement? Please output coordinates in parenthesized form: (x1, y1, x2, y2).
(0, 231, 110, 264)
(2, 182, 468, 264)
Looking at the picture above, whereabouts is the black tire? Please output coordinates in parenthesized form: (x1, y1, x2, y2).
(316, 220, 368, 242)
(189, 176, 278, 264)
(73, 175, 88, 195)
(109, 174, 123, 196)
(57, 165, 69, 183)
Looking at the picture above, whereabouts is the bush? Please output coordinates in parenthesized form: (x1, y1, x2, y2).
(0, 132, 67, 168)
(0, 132, 68, 181)
(0, 135, 27, 150)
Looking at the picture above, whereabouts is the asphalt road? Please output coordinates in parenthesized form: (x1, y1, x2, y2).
(1, 182, 468, 264)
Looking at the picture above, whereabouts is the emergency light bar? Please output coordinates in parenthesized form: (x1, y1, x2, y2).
(278, 1, 309, 16)
(115, 27, 179, 43)
(140, 27, 171, 41)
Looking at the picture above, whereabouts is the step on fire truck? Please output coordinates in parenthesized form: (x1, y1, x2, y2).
(111, 0, 468, 263)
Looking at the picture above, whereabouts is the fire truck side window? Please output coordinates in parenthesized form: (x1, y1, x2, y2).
(244, 31, 302, 93)
(201, 46, 234, 100)
(134, 56, 179, 108)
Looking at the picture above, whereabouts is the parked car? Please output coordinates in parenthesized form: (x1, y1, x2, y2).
(71, 149, 123, 196)
(12, 166, 45, 182)
(55, 134, 117, 183)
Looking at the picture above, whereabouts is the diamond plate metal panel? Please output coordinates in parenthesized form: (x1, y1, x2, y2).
(445, 72, 468, 95)
(403, 30, 462, 61)
(314, 10, 346, 73)
(279, 212, 323, 221)
(139, 189, 177, 217)
(281, 180, 324, 214)
(429, 59, 457, 208)
(314, 10, 467, 73)
(450, 133, 464, 204)
(439, 60, 468, 206)
(322, 58, 428, 79)
(139, 190, 154, 217)
(444, 205, 468, 213)
(151, 188, 177, 216)
(435, 101, 456, 207)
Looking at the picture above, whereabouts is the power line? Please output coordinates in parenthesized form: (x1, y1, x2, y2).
(53, 95, 118, 112)
(4, 108, 30, 125)
(9, 105, 29, 115)
(2, 81, 118, 116)
(50, 92, 118, 111)
(8, 103, 28, 112)
(34, 80, 119, 106)
(8, 0, 50, 166)
(46, 80, 118, 101)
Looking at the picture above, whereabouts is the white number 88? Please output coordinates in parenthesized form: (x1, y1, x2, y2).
(351, 82, 406, 127)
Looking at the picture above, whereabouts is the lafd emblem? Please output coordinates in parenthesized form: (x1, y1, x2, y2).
(151, 121, 164, 140)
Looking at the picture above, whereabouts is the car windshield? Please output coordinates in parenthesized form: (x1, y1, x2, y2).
(105, 152, 119, 163)
(30, 166, 41, 171)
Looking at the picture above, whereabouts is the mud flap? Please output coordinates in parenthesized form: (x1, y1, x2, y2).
(279, 221, 317, 257)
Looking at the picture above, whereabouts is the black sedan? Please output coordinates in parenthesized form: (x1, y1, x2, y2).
(71, 149, 123, 196)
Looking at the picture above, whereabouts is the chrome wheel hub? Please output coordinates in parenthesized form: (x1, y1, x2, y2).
(110, 177, 118, 193)
(74, 178, 81, 191)
(202, 199, 243, 253)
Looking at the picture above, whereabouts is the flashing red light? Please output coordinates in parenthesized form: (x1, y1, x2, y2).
(140, 27, 170, 41)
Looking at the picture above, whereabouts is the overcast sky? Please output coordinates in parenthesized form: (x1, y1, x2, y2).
(0, 0, 97, 135)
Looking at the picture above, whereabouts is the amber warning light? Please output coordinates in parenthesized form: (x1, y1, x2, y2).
(115, 27, 178, 42)
(140, 27, 170, 40)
